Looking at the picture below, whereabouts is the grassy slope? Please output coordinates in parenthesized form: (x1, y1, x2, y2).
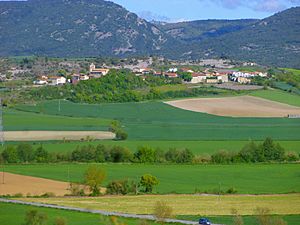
(250, 89, 300, 107)
(12, 100, 300, 140)
(22, 194, 300, 216)
(5, 163, 300, 194)
(0, 202, 159, 225)
(3, 109, 110, 131)
(2, 140, 300, 155)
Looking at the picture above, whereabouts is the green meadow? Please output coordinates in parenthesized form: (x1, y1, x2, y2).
(5, 163, 300, 194)
(0, 202, 159, 225)
(11, 100, 300, 140)
(250, 89, 300, 107)
(3, 109, 110, 131)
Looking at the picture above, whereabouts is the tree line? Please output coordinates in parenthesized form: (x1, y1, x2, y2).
(1, 138, 298, 164)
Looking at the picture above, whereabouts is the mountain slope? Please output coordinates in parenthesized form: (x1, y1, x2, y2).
(157, 19, 259, 43)
(188, 7, 300, 68)
(0, 0, 176, 57)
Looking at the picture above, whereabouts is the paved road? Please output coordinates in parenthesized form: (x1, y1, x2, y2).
(0, 198, 219, 225)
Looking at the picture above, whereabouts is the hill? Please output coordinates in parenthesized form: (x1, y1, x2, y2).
(0, 0, 176, 57)
(0, 0, 299, 68)
(187, 7, 300, 68)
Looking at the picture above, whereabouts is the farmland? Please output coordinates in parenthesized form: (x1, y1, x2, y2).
(0, 202, 160, 225)
(250, 89, 300, 107)
(4, 163, 300, 194)
(21, 194, 300, 216)
(11, 100, 300, 140)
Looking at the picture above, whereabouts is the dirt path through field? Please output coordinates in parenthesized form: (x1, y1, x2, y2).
(4, 131, 115, 141)
(0, 172, 70, 196)
(166, 96, 300, 117)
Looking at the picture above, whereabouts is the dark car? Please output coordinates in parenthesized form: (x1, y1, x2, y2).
(199, 218, 211, 225)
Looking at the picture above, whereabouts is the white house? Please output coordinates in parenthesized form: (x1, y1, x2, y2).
(48, 76, 67, 85)
(89, 63, 110, 76)
(190, 73, 206, 84)
(168, 68, 178, 73)
(33, 75, 48, 85)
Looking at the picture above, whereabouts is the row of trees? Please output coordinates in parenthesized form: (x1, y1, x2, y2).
(1, 138, 298, 164)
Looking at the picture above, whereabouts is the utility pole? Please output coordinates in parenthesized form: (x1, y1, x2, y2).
(0, 98, 5, 184)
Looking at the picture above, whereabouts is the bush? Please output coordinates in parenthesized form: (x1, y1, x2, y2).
(110, 146, 133, 162)
(211, 150, 233, 164)
(139, 174, 159, 193)
(285, 152, 299, 162)
(134, 146, 156, 163)
(106, 179, 137, 195)
(115, 129, 128, 140)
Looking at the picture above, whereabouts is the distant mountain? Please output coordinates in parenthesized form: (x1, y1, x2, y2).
(0, 0, 176, 57)
(0, 1, 299, 68)
(157, 19, 259, 43)
(184, 7, 300, 68)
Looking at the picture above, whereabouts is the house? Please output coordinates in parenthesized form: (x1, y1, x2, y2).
(89, 63, 110, 76)
(168, 68, 178, 73)
(48, 76, 67, 85)
(206, 77, 219, 84)
(180, 68, 194, 73)
(33, 75, 48, 85)
(190, 72, 206, 84)
(217, 73, 229, 83)
(237, 77, 251, 84)
(164, 72, 178, 78)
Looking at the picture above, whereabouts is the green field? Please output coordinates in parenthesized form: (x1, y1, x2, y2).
(5, 163, 300, 194)
(250, 89, 300, 107)
(3, 109, 110, 131)
(11, 100, 300, 140)
(2, 140, 300, 155)
(178, 215, 300, 225)
(0, 202, 159, 225)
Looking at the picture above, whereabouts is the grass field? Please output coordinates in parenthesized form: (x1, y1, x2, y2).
(22, 194, 300, 216)
(3, 109, 110, 131)
(0, 202, 159, 225)
(178, 215, 300, 225)
(250, 89, 300, 107)
(5, 163, 300, 194)
(12, 100, 300, 140)
(2, 140, 300, 155)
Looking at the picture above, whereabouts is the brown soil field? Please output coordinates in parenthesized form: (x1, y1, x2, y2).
(166, 96, 300, 117)
(0, 172, 70, 196)
(4, 131, 115, 141)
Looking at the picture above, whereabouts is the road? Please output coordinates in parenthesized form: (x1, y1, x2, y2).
(0, 198, 222, 225)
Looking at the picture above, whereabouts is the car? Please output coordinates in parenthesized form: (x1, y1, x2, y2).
(199, 218, 211, 225)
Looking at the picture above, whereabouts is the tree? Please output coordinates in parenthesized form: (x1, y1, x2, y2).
(139, 174, 159, 193)
(34, 145, 49, 163)
(17, 143, 34, 163)
(134, 147, 156, 163)
(153, 201, 173, 224)
(2, 146, 19, 163)
(54, 217, 67, 225)
(23, 210, 48, 225)
(231, 208, 244, 225)
(84, 166, 106, 196)
(115, 129, 128, 140)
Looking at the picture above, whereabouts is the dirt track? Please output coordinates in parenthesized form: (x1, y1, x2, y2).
(4, 131, 115, 141)
(166, 96, 300, 117)
(0, 172, 70, 196)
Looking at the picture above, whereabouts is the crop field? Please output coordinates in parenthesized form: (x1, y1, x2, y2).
(166, 96, 300, 117)
(250, 89, 300, 107)
(5, 163, 300, 194)
(22, 194, 300, 216)
(3, 109, 110, 131)
(12, 100, 300, 140)
(2, 140, 300, 155)
(0, 202, 159, 225)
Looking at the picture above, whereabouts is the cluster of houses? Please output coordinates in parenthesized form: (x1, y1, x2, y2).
(33, 63, 110, 86)
(33, 63, 268, 86)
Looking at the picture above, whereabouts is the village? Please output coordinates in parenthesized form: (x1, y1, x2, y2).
(33, 63, 269, 86)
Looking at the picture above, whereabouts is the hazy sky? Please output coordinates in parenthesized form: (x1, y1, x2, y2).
(111, 0, 300, 21)
(1, 0, 299, 21)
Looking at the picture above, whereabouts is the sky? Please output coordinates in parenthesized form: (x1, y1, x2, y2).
(110, 0, 300, 21)
(0, 0, 299, 21)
